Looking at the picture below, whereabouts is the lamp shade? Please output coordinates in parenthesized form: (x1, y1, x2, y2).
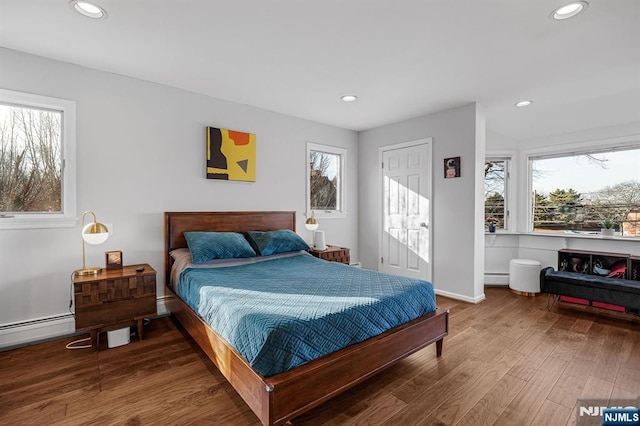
(305, 217, 319, 231)
(82, 222, 109, 245)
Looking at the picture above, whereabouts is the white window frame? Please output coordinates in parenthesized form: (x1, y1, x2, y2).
(0, 89, 77, 229)
(524, 135, 640, 235)
(306, 142, 347, 219)
(485, 152, 515, 231)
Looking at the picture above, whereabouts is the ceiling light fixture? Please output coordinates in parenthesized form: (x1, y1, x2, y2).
(515, 100, 533, 107)
(341, 95, 358, 102)
(551, 2, 588, 20)
(69, 0, 108, 19)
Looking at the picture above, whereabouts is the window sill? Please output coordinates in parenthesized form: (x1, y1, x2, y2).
(506, 231, 638, 241)
(533, 233, 639, 241)
(485, 230, 519, 235)
(0, 216, 77, 230)
(311, 212, 347, 219)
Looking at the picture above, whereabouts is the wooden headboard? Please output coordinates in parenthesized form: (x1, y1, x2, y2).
(164, 211, 296, 286)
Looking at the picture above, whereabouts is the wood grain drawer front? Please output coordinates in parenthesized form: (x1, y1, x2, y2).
(75, 296, 156, 330)
(311, 246, 350, 264)
(74, 274, 156, 308)
(323, 249, 350, 264)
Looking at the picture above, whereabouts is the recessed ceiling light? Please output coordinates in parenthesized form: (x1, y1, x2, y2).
(341, 95, 358, 102)
(551, 2, 588, 20)
(515, 100, 533, 107)
(69, 0, 108, 19)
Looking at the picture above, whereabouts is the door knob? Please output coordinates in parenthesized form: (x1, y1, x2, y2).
(420, 222, 428, 229)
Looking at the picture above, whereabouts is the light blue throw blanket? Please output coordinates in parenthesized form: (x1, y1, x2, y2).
(177, 253, 437, 376)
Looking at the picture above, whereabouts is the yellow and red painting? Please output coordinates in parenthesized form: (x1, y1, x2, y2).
(206, 127, 256, 182)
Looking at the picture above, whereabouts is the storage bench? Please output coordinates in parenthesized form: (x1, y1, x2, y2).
(540, 267, 640, 314)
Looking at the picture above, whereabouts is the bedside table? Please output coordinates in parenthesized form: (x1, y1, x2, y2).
(309, 245, 350, 265)
(73, 264, 157, 350)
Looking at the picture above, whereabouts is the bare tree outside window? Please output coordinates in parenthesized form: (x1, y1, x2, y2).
(0, 104, 62, 213)
(531, 150, 640, 236)
(485, 159, 508, 229)
(309, 150, 340, 211)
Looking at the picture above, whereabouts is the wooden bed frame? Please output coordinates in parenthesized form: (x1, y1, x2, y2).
(164, 211, 449, 425)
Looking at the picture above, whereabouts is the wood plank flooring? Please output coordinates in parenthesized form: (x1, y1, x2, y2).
(1, 287, 639, 425)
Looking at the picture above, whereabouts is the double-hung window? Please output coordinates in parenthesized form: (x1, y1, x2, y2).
(485, 156, 512, 230)
(306, 142, 346, 218)
(0, 89, 76, 229)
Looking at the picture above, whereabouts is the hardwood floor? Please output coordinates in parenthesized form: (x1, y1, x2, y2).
(1, 287, 639, 425)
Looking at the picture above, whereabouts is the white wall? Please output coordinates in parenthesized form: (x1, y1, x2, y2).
(358, 103, 486, 303)
(0, 48, 358, 347)
(486, 130, 517, 151)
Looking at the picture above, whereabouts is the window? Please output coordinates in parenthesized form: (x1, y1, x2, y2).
(529, 146, 640, 237)
(0, 89, 76, 229)
(307, 142, 346, 218)
(485, 156, 511, 230)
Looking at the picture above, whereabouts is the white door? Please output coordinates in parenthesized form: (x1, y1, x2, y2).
(381, 141, 431, 281)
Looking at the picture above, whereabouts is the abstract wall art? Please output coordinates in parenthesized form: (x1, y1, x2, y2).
(206, 127, 256, 182)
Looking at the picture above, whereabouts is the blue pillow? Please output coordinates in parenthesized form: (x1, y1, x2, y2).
(246, 229, 309, 256)
(184, 232, 256, 263)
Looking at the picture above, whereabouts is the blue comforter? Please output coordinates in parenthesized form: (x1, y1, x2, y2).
(177, 253, 436, 377)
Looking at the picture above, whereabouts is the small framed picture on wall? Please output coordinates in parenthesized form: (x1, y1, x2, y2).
(444, 157, 461, 178)
(105, 250, 123, 269)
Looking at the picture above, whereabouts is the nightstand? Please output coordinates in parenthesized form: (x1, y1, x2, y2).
(73, 264, 157, 350)
(309, 245, 350, 265)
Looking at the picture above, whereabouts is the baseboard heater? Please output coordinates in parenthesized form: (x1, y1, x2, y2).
(1, 299, 171, 350)
(0, 313, 74, 331)
(0, 313, 75, 351)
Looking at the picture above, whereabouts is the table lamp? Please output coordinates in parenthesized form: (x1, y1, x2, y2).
(305, 212, 319, 247)
(75, 211, 110, 276)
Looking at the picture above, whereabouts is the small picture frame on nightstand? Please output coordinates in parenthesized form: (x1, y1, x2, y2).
(105, 250, 123, 270)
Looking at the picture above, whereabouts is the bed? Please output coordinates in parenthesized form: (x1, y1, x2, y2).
(164, 211, 448, 425)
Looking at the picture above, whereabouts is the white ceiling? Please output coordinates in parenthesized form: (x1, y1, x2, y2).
(1, 0, 639, 141)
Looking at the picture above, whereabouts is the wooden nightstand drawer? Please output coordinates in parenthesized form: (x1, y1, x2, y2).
(74, 274, 156, 308)
(75, 296, 156, 330)
(309, 245, 350, 265)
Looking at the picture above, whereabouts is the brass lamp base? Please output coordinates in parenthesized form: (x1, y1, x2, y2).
(75, 267, 103, 276)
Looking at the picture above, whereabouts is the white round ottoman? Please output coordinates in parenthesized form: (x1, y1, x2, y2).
(509, 258, 542, 296)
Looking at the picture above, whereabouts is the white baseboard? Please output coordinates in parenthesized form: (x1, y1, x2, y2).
(485, 273, 510, 286)
(435, 289, 486, 304)
(0, 314, 75, 350)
